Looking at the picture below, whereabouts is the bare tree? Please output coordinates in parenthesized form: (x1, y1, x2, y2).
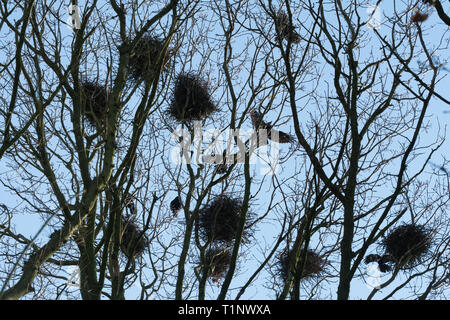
(0, 0, 449, 300)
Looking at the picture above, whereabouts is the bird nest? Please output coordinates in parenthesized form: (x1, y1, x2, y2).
(202, 247, 232, 283)
(125, 34, 171, 83)
(168, 72, 217, 123)
(120, 219, 148, 258)
(278, 248, 325, 281)
(198, 195, 253, 243)
(411, 10, 429, 23)
(381, 224, 432, 269)
(80, 81, 109, 127)
(274, 10, 301, 44)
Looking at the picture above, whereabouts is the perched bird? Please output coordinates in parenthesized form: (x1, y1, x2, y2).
(207, 109, 295, 174)
(250, 109, 293, 144)
(364, 254, 382, 264)
(170, 196, 182, 216)
(378, 262, 392, 273)
(268, 128, 293, 144)
(364, 253, 393, 273)
(123, 193, 137, 215)
(378, 255, 394, 272)
(250, 109, 272, 131)
(215, 163, 228, 175)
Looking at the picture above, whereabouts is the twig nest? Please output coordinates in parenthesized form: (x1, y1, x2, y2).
(411, 9, 429, 23)
(125, 34, 171, 83)
(199, 195, 253, 243)
(120, 220, 148, 258)
(80, 81, 109, 127)
(168, 72, 217, 123)
(203, 247, 232, 283)
(278, 248, 325, 281)
(381, 224, 432, 269)
(275, 10, 301, 44)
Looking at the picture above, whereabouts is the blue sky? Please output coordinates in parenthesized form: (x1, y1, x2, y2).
(0, 0, 449, 300)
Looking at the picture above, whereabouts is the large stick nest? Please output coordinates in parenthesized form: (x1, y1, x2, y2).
(278, 248, 325, 281)
(381, 224, 432, 269)
(274, 10, 301, 44)
(411, 10, 429, 23)
(80, 81, 109, 127)
(125, 34, 171, 83)
(202, 247, 232, 283)
(120, 219, 148, 258)
(198, 195, 254, 243)
(168, 72, 217, 123)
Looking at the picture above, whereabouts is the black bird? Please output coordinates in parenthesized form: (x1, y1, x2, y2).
(378, 262, 392, 273)
(364, 254, 394, 273)
(364, 254, 381, 264)
(250, 109, 293, 144)
(377, 254, 394, 272)
(123, 193, 137, 215)
(170, 196, 182, 216)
